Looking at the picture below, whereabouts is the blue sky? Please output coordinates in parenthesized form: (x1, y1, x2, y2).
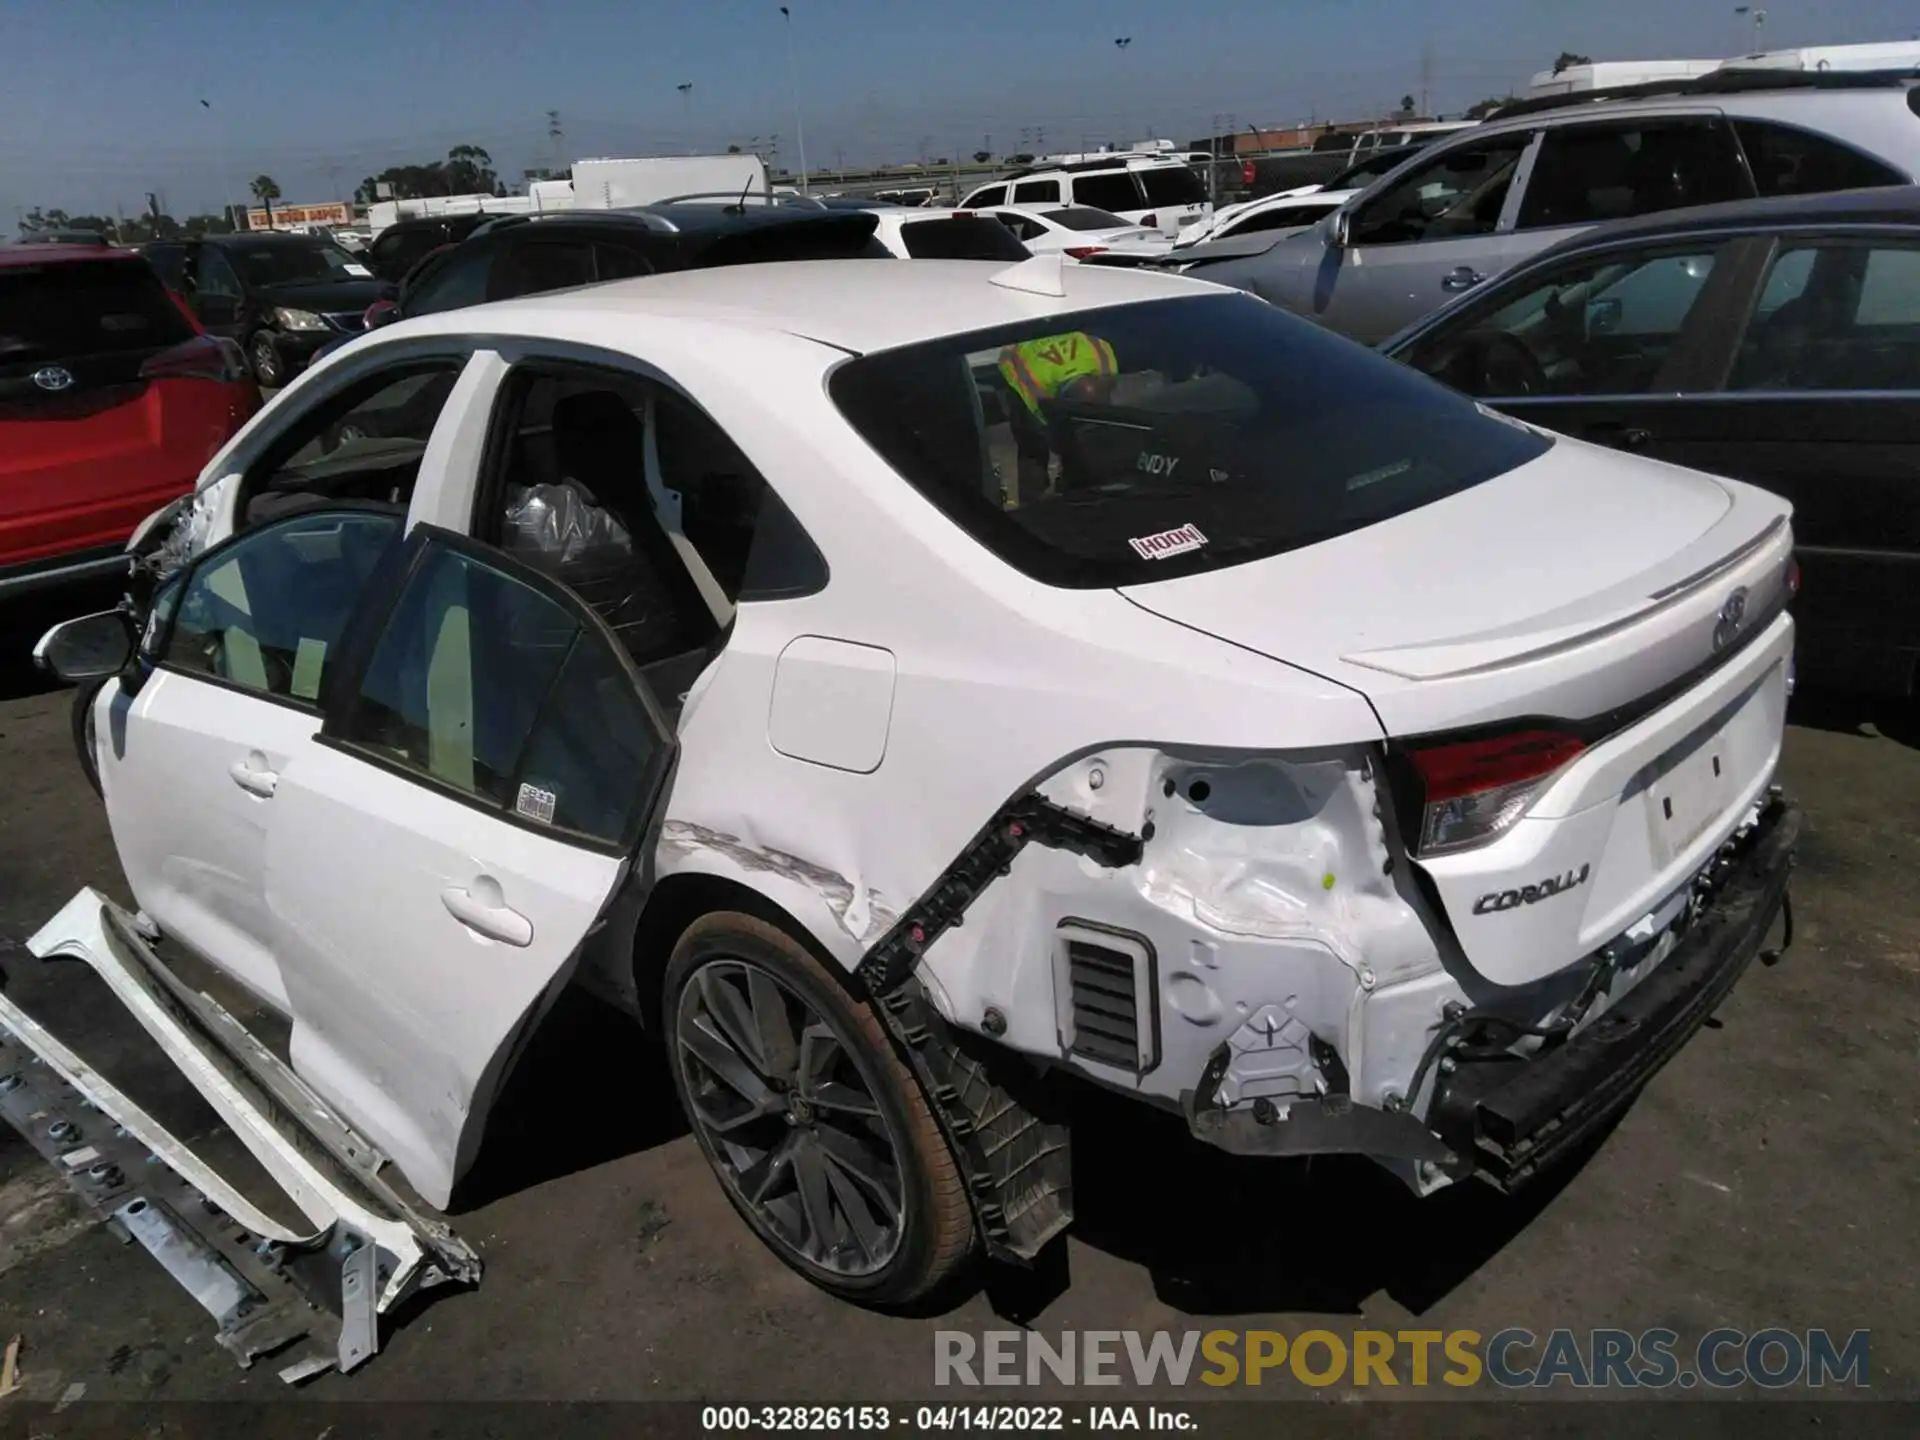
(3, 0, 1916, 219)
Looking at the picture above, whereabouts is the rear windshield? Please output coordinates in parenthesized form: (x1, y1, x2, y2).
(1043, 208, 1131, 232)
(0, 258, 194, 364)
(1138, 167, 1208, 206)
(898, 217, 1029, 261)
(829, 294, 1552, 588)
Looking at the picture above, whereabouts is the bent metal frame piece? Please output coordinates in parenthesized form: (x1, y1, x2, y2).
(4, 888, 481, 1379)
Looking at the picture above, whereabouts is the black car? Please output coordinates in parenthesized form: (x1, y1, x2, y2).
(313, 204, 890, 363)
(362, 212, 493, 283)
(1384, 185, 1920, 697)
(143, 232, 393, 387)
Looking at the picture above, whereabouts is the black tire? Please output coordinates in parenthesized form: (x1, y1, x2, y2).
(71, 675, 107, 797)
(663, 912, 976, 1306)
(248, 331, 285, 389)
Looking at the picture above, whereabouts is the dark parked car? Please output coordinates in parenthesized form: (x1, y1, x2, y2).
(143, 232, 393, 387)
(311, 204, 891, 363)
(362, 213, 493, 283)
(1385, 185, 1920, 697)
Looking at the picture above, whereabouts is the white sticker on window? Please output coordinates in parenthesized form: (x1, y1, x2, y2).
(1128, 522, 1208, 561)
(515, 783, 558, 825)
(1344, 459, 1412, 493)
(290, 637, 327, 699)
(344, 262, 373, 277)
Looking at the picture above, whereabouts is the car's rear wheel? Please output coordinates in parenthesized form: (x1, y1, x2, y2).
(248, 331, 285, 389)
(662, 912, 976, 1306)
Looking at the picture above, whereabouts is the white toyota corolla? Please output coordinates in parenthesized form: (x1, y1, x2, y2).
(28, 254, 1799, 1316)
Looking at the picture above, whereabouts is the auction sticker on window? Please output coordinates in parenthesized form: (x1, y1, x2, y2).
(515, 783, 558, 825)
(1129, 523, 1208, 561)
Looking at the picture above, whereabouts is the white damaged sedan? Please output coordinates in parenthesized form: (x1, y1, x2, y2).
(29, 253, 1800, 1312)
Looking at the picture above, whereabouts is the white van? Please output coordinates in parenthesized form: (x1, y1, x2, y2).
(961, 155, 1211, 235)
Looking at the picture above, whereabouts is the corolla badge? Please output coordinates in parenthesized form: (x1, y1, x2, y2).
(1712, 587, 1750, 652)
(31, 366, 75, 392)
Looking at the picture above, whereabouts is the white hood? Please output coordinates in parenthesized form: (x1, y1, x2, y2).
(1121, 439, 1795, 737)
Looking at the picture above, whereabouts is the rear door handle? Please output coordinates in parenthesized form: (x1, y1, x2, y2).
(1442, 266, 1485, 292)
(228, 753, 278, 798)
(441, 877, 533, 948)
(1588, 423, 1653, 451)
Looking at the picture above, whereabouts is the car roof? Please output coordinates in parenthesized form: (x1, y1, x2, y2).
(203, 230, 332, 246)
(0, 243, 145, 269)
(397, 257, 1225, 355)
(1528, 183, 1920, 258)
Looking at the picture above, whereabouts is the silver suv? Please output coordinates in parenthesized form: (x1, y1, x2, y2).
(1180, 71, 1920, 344)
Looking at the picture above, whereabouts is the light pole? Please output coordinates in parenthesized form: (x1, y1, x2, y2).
(198, 97, 240, 229)
(677, 82, 694, 155)
(1733, 5, 1767, 53)
(1114, 37, 1138, 148)
(778, 6, 810, 194)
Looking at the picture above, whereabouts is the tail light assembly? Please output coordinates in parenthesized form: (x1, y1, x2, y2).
(1241, 161, 1257, 186)
(139, 335, 250, 384)
(1063, 245, 1109, 259)
(364, 298, 400, 329)
(1403, 729, 1587, 856)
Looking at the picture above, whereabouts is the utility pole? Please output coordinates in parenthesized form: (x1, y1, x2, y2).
(1733, 5, 1767, 53)
(1420, 40, 1434, 117)
(677, 83, 694, 154)
(779, 6, 810, 194)
(547, 109, 564, 175)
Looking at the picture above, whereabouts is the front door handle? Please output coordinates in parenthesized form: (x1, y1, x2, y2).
(441, 877, 533, 948)
(1587, 423, 1653, 451)
(1442, 266, 1486, 292)
(228, 753, 278, 798)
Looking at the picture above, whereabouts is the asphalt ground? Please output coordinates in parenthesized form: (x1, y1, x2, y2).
(0, 582, 1913, 1430)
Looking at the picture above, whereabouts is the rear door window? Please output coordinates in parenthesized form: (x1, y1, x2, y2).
(1071, 173, 1145, 213)
(1138, 167, 1207, 206)
(897, 217, 1029, 260)
(1012, 180, 1063, 205)
(1516, 119, 1749, 230)
(486, 239, 598, 300)
(829, 293, 1550, 588)
(400, 247, 493, 316)
(1733, 120, 1906, 196)
(0, 258, 195, 368)
(964, 184, 1008, 207)
(1731, 241, 1920, 391)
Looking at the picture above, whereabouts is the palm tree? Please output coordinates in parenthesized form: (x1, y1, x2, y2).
(249, 174, 282, 228)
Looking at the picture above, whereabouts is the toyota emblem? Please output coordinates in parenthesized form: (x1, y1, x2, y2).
(1712, 587, 1749, 651)
(31, 366, 75, 393)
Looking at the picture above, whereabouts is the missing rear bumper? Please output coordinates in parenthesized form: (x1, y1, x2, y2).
(1432, 796, 1801, 1191)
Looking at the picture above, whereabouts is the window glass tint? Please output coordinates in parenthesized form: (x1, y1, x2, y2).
(227, 240, 364, 288)
(0, 259, 194, 363)
(401, 249, 491, 315)
(1733, 120, 1905, 197)
(197, 249, 242, 300)
(1404, 248, 1722, 398)
(1731, 243, 1920, 391)
(163, 510, 400, 703)
(1351, 137, 1531, 245)
(964, 185, 1008, 207)
(830, 293, 1550, 589)
(1516, 122, 1746, 230)
(1139, 167, 1207, 206)
(898, 217, 1029, 260)
(344, 545, 578, 807)
(1012, 180, 1062, 204)
(1043, 208, 1130, 232)
(1071, 173, 1144, 212)
(247, 365, 462, 525)
(991, 212, 1043, 242)
(1225, 202, 1339, 238)
(508, 631, 660, 843)
(488, 240, 597, 300)
(594, 242, 656, 280)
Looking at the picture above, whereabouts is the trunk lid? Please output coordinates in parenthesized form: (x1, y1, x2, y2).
(1121, 439, 1791, 737)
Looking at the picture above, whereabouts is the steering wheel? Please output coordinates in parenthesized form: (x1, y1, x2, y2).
(1473, 332, 1548, 398)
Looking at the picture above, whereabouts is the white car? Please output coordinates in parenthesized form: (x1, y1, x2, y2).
(981, 206, 1172, 264)
(862, 207, 1033, 260)
(29, 259, 1800, 1328)
(961, 156, 1212, 236)
(1174, 188, 1359, 250)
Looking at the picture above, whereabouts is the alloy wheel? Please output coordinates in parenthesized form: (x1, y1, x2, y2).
(251, 335, 282, 388)
(675, 958, 906, 1277)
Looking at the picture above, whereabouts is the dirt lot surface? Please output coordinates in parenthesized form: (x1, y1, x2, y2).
(0, 587, 1913, 1428)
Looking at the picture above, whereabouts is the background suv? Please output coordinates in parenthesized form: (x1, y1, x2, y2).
(1183, 69, 1920, 343)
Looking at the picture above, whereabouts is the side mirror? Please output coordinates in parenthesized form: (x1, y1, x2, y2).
(1329, 209, 1352, 249)
(364, 298, 400, 329)
(34, 610, 136, 684)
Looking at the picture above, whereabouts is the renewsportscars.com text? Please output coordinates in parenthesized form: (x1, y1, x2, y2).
(934, 1328, 1870, 1390)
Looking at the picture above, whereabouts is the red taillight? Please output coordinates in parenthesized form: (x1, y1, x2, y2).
(1241, 161, 1256, 186)
(1063, 245, 1108, 259)
(365, 299, 398, 328)
(1787, 558, 1801, 596)
(139, 335, 250, 384)
(1407, 729, 1586, 855)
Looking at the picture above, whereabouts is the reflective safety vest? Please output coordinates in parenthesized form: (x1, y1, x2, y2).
(997, 332, 1117, 418)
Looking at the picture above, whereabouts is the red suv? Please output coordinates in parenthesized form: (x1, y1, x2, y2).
(1, 245, 259, 598)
